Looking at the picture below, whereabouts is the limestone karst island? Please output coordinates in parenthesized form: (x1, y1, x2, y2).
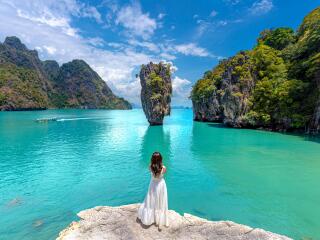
(0, 1, 319, 240)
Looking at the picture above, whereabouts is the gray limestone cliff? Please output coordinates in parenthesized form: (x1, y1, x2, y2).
(192, 51, 255, 128)
(191, 7, 320, 134)
(140, 62, 172, 125)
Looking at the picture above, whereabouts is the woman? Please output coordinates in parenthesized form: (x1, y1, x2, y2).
(138, 152, 169, 229)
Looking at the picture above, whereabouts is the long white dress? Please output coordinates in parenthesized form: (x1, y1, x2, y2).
(138, 167, 169, 227)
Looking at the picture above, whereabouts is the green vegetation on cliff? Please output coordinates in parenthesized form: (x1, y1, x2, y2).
(145, 66, 170, 101)
(258, 27, 296, 50)
(0, 36, 132, 110)
(191, 7, 320, 133)
(51, 59, 131, 109)
(140, 62, 172, 125)
(0, 63, 48, 110)
(248, 44, 306, 127)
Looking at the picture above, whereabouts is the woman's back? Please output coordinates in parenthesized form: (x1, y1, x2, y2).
(151, 166, 166, 180)
(138, 152, 169, 228)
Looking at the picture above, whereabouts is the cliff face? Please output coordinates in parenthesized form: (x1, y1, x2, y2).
(192, 52, 255, 127)
(56, 204, 291, 240)
(0, 36, 132, 111)
(42, 60, 60, 81)
(290, 7, 320, 133)
(0, 37, 50, 110)
(191, 7, 320, 134)
(192, 93, 222, 122)
(140, 62, 172, 125)
(51, 60, 131, 109)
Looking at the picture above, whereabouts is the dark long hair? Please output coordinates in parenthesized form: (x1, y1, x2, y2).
(150, 152, 163, 177)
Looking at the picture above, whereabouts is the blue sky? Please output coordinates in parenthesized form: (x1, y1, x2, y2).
(0, 0, 319, 106)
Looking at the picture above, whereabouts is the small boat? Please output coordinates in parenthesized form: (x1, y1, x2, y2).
(35, 117, 58, 123)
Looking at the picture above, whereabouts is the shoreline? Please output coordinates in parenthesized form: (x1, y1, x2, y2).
(1, 108, 318, 136)
(194, 119, 319, 136)
(56, 204, 292, 240)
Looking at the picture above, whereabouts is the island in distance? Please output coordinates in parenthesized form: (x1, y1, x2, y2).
(0, 36, 131, 111)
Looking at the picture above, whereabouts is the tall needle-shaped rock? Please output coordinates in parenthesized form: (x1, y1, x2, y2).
(140, 62, 172, 125)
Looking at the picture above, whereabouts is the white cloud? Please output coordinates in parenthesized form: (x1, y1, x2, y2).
(115, 38, 214, 60)
(115, 2, 157, 40)
(86, 37, 105, 47)
(194, 17, 243, 39)
(196, 19, 203, 24)
(194, 21, 210, 39)
(158, 13, 166, 19)
(107, 42, 124, 49)
(217, 20, 228, 26)
(101, 0, 119, 13)
(43, 45, 57, 55)
(127, 39, 160, 53)
(250, 0, 273, 15)
(174, 43, 210, 57)
(0, 0, 213, 106)
(80, 5, 102, 23)
(159, 60, 178, 73)
(16, 8, 77, 37)
(224, 0, 241, 5)
(0, 0, 155, 105)
(172, 76, 192, 106)
(160, 52, 176, 60)
(210, 10, 218, 17)
(193, 14, 199, 19)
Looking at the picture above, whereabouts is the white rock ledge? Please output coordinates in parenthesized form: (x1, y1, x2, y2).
(57, 204, 292, 240)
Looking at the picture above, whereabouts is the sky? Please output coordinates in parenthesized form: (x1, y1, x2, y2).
(0, 0, 319, 106)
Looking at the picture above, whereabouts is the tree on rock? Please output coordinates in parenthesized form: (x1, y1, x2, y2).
(139, 62, 172, 125)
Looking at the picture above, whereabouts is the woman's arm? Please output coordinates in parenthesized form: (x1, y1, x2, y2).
(162, 166, 167, 174)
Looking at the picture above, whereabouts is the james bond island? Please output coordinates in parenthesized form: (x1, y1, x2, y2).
(140, 62, 172, 125)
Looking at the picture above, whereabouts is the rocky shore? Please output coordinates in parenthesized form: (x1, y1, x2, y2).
(191, 7, 320, 134)
(56, 204, 291, 240)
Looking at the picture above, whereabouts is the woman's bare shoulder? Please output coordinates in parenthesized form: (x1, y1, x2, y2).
(162, 165, 167, 174)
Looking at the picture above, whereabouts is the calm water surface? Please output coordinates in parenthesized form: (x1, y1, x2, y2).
(0, 109, 319, 239)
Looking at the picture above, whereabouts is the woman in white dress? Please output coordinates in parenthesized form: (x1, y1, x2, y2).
(138, 152, 169, 229)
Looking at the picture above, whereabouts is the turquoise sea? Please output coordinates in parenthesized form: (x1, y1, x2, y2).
(0, 109, 319, 239)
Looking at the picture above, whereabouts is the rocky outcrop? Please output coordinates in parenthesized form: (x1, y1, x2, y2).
(192, 94, 222, 122)
(50, 59, 132, 109)
(0, 37, 51, 110)
(191, 7, 320, 134)
(140, 62, 172, 125)
(293, 7, 320, 134)
(310, 101, 320, 133)
(192, 51, 255, 127)
(0, 36, 132, 110)
(56, 204, 291, 240)
(42, 60, 60, 81)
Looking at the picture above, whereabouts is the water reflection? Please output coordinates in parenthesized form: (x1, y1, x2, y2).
(140, 126, 171, 168)
(1, 109, 320, 240)
(190, 120, 320, 239)
(208, 122, 320, 144)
